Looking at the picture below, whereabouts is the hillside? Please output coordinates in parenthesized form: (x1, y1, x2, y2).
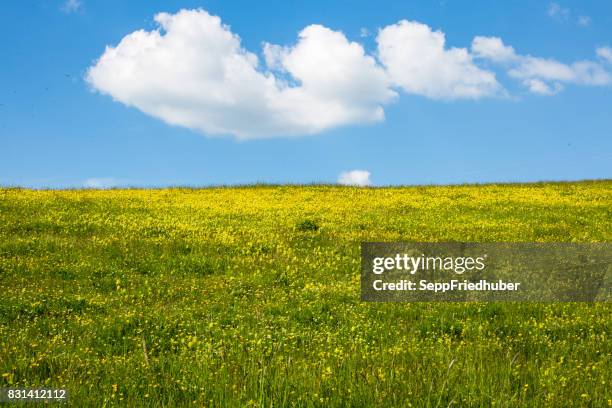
(1, 181, 610, 406)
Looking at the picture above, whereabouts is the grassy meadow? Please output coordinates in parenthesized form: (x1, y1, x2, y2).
(0, 181, 610, 407)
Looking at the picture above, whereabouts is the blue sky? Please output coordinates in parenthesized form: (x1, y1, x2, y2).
(1, 0, 611, 188)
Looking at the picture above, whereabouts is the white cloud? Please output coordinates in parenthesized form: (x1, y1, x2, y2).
(508, 57, 574, 81)
(376, 21, 502, 100)
(473, 36, 612, 95)
(472, 36, 517, 63)
(547, 3, 591, 27)
(577, 15, 591, 27)
(522, 79, 563, 95)
(509, 58, 611, 86)
(597, 47, 612, 64)
(61, 0, 82, 13)
(83, 178, 120, 189)
(338, 170, 372, 186)
(87, 10, 395, 139)
(262, 24, 396, 127)
(87, 9, 612, 137)
(548, 3, 570, 21)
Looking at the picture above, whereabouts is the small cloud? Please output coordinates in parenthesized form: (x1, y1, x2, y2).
(359, 28, 370, 38)
(577, 15, 591, 27)
(83, 177, 120, 189)
(474, 36, 612, 94)
(338, 170, 372, 186)
(596, 46, 612, 64)
(548, 3, 590, 27)
(61, 0, 82, 14)
(523, 79, 563, 95)
(547, 2, 570, 21)
(472, 36, 517, 63)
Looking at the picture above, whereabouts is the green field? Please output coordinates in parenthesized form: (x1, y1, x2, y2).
(0, 181, 610, 407)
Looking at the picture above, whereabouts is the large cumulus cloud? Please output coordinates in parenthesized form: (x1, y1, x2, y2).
(87, 9, 611, 138)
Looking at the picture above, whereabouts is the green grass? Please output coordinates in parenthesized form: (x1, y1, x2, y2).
(0, 181, 610, 407)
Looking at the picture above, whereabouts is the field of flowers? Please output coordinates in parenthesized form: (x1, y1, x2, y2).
(0, 181, 610, 407)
